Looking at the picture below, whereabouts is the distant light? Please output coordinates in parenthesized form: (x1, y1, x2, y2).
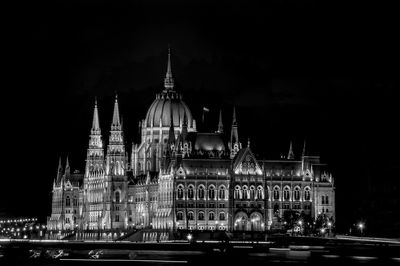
(358, 223, 364, 229)
(327, 222, 332, 227)
(298, 220, 303, 226)
(321, 228, 326, 233)
(187, 234, 193, 241)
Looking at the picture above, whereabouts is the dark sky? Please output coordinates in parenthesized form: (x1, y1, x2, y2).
(2, 1, 399, 235)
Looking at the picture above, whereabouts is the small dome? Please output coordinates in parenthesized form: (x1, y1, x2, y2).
(145, 91, 193, 128)
(194, 133, 226, 151)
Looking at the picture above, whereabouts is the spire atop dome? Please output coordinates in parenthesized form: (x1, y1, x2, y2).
(164, 46, 174, 91)
(91, 98, 101, 134)
(111, 94, 121, 129)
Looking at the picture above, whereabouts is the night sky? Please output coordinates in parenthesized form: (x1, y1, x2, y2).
(2, 1, 399, 236)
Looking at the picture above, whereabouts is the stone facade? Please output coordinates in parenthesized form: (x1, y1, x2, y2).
(47, 49, 335, 238)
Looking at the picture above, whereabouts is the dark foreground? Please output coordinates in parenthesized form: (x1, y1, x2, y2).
(1, 236, 400, 265)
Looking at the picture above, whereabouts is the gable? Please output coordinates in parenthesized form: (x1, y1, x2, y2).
(233, 148, 262, 175)
(176, 166, 186, 179)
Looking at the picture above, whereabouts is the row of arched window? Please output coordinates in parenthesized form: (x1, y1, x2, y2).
(177, 211, 225, 221)
(177, 185, 227, 200)
(272, 186, 311, 201)
(234, 185, 264, 200)
(233, 185, 312, 201)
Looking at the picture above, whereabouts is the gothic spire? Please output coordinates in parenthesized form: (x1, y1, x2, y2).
(111, 94, 121, 129)
(232, 106, 237, 125)
(56, 157, 63, 183)
(91, 99, 101, 134)
(164, 46, 174, 91)
(182, 112, 188, 141)
(287, 141, 294, 160)
(217, 109, 223, 133)
(302, 139, 306, 157)
(65, 156, 70, 177)
(230, 106, 239, 144)
(229, 106, 241, 159)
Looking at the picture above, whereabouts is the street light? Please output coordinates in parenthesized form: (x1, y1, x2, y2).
(358, 222, 364, 235)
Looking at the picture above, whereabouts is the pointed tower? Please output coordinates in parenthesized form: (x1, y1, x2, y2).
(83, 99, 106, 230)
(106, 94, 126, 176)
(287, 141, 295, 160)
(229, 106, 241, 159)
(164, 47, 174, 91)
(64, 156, 70, 178)
(217, 109, 223, 133)
(56, 157, 63, 184)
(301, 139, 307, 174)
(105, 94, 127, 231)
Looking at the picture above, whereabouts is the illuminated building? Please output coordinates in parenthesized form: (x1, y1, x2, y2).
(47, 49, 335, 238)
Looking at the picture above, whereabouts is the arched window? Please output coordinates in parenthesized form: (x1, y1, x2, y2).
(198, 212, 205, 221)
(115, 191, 121, 203)
(188, 212, 194, 221)
(146, 161, 151, 170)
(198, 186, 205, 199)
(188, 185, 194, 199)
(273, 186, 280, 200)
(177, 212, 183, 221)
(209, 212, 215, 221)
(304, 187, 311, 201)
(257, 186, 263, 200)
(208, 186, 215, 200)
(234, 186, 241, 199)
(219, 212, 225, 221)
(250, 186, 255, 200)
(294, 187, 300, 201)
(242, 185, 248, 200)
(177, 185, 184, 199)
(219, 186, 226, 200)
(65, 196, 71, 207)
(73, 197, 78, 207)
(284, 187, 290, 201)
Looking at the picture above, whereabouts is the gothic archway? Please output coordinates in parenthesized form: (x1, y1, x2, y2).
(250, 212, 263, 231)
(234, 212, 248, 231)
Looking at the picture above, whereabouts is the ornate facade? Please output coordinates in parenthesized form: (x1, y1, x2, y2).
(47, 50, 335, 237)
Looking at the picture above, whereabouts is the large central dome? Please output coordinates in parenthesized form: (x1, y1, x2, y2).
(145, 92, 193, 128)
(143, 48, 195, 130)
